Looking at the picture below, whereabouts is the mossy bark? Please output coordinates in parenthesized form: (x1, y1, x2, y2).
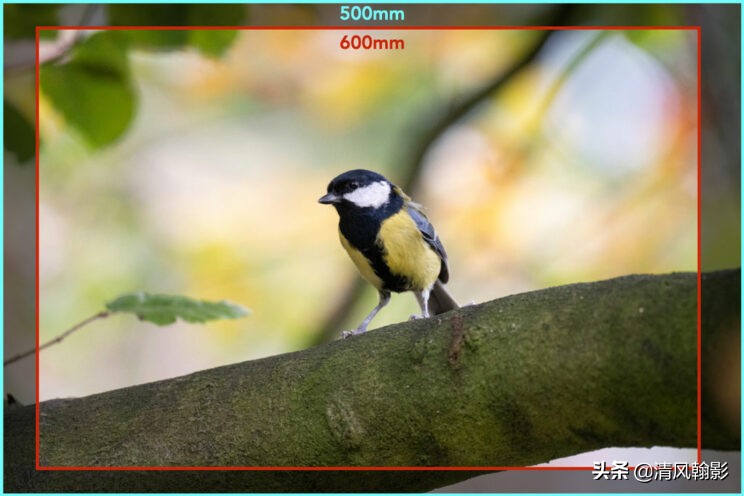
(5, 270, 739, 492)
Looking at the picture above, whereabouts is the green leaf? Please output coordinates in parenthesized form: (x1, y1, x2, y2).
(186, 6, 244, 56)
(4, 100, 35, 163)
(108, 4, 245, 53)
(41, 65, 135, 148)
(121, 30, 190, 51)
(68, 31, 131, 78)
(189, 30, 238, 58)
(5, 4, 61, 40)
(108, 5, 189, 50)
(109, 4, 246, 26)
(105, 292, 249, 326)
(40, 31, 135, 148)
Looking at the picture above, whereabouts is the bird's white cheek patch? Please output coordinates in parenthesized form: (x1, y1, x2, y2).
(344, 181, 391, 208)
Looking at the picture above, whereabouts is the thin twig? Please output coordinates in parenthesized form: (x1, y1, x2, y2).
(399, 20, 567, 196)
(3, 310, 109, 367)
(4, 4, 99, 73)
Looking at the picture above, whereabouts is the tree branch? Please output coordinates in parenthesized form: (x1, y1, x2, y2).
(5, 270, 739, 492)
(4, 5, 99, 73)
(3, 311, 109, 367)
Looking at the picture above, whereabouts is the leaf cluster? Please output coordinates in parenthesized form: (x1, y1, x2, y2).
(5, 4, 247, 161)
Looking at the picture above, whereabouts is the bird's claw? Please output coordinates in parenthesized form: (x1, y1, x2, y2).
(342, 329, 363, 339)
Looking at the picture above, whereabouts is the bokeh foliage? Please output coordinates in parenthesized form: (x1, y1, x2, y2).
(6, 5, 245, 155)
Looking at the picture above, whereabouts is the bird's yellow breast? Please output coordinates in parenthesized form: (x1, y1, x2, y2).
(338, 209, 441, 293)
(339, 232, 385, 290)
(378, 209, 440, 291)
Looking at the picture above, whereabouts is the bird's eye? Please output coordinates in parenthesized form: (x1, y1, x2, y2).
(348, 182, 359, 191)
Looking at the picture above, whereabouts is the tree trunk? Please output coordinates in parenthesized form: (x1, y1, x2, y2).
(5, 270, 739, 492)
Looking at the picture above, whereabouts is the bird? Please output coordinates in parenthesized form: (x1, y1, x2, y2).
(319, 169, 459, 337)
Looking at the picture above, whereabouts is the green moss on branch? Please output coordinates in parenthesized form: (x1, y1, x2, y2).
(5, 270, 739, 492)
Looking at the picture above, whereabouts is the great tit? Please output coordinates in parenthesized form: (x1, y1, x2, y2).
(319, 169, 459, 337)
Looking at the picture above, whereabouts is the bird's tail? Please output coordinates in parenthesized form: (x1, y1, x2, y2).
(429, 280, 459, 315)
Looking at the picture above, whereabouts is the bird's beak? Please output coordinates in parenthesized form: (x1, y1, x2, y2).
(318, 192, 341, 204)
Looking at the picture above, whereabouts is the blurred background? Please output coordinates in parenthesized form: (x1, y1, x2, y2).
(3, 3, 739, 490)
(31, 27, 698, 401)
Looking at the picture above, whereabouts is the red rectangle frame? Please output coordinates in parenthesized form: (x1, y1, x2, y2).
(34, 24, 703, 472)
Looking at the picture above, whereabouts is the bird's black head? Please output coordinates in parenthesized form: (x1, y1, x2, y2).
(318, 169, 397, 211)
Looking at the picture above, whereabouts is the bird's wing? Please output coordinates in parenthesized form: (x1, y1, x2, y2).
(406, 203, 450, 283)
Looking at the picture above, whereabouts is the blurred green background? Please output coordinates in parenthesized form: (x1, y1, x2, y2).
(28, 26, 698, 402)
(7, 5, 737, 422)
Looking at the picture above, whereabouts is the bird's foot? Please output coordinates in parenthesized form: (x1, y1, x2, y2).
(341, 328, 365, 339)
(408, 313, 428, 321)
